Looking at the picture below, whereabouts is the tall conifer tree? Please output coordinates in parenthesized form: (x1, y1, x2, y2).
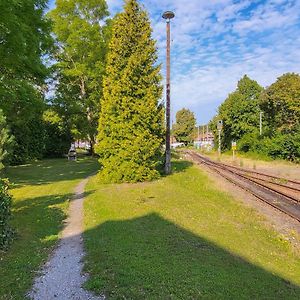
(96, 0, 164, 183)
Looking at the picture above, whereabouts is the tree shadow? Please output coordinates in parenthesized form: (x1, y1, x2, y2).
(6, 157, 99, 188)
(158, 160, 193, 178)
(13, 190, 94, 214)
(171, 160, 193, 173)
(83, 213, 300, 299)
(0, 191, 94, 299)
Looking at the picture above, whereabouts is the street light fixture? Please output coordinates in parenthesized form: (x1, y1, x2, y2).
(162, 10, 175, 175)
(162, 11, 175, 20)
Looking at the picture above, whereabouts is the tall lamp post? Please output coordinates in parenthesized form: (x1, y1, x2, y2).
(162, 11, 175, 175)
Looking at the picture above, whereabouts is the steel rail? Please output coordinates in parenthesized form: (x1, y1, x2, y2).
(200, 157, 299, 204)
(211, 157, 300, 186)
(235, 173, 300, 193)
(193, 153, 300, 196)
(186, 151, 300, 222)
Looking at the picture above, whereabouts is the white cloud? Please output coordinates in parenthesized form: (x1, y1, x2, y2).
(106, 0, 300, 123)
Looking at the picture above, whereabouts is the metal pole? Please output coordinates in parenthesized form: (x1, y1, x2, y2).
(206, 125, 209, 142)
(218, 130, 221, 157)
(259, 111, 262, 136)
(165, 19, 171, 174)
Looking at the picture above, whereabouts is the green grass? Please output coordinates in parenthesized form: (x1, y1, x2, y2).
(0, 157, 99, 300)
(83, 160, 300, 299)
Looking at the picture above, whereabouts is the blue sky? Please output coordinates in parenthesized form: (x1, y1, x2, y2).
(48, 0, 300, 124)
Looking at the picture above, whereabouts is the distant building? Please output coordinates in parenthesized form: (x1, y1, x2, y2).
(194, 132, 214, 150)
(171, 142, 185, 149)
(74, 140, 91, 150)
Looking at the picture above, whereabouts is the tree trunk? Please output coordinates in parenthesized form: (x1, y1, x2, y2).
(89, 136, 95, 156)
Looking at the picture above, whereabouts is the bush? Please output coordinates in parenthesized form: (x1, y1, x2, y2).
(10, 119, 46, 165)
(43, 110, 72, 158)
(0, 109, 14, 167)
(262, 133, 300, 162)
(0, 178, 13, 250)
(238, 131, 300, 163)
(238, 132, 260, 153)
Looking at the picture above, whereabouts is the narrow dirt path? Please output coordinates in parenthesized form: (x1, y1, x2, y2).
(29, 177, 103, 300)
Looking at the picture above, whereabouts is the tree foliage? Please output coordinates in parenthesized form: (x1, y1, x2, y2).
(43, 109, 72, 157)
(260, 73, 300, 133)
(212, 73, 300, 161)
(49, 0, 111, 153)
(212, 75, 263, 149)
(0, 0, 51, 80)
(96, 0, 164, 183)
(0, 0, 52, 164)
(0, 178, 13, 250)
(0, 110, 13, 170)
(172, 108, 196, 144)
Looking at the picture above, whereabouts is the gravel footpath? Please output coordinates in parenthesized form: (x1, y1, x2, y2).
(28, 177, 104, 300)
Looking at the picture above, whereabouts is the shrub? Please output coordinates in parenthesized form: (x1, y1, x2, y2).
(0, 178, 13, 250)
(10, 118, 46, 165)
(263, 133, 300, 162)
(238, 131, 300, 163)
(43, 110, 72, 158)
(0, 109, 14, 167)
(238, 132, 260, 153)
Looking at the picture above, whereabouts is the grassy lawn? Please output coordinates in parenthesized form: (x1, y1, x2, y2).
(83, 160, 300, 299)
(0, 157, 99, 300)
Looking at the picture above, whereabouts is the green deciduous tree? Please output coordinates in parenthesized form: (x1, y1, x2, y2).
(172, 108, 196, 144)
(0, 79, 47, 164)
(214, 75, 263, 148)
(260, 73, 300, 133)
(0, 0, 52, 164)
(49, 0, 111, 153)
(0, 0, 51, 80)
(211, 73, 300, 161)
(96, 0, 164, 183)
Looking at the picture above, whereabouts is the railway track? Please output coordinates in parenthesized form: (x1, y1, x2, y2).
(185, 150, 300, 222)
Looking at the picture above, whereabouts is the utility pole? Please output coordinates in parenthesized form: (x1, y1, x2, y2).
(162, 11, 175, 175)
(217, 120, 223, 158)
(202, 125, 204, 150)
(259, 111, 263, 136)
(218, 131, 221, 157)
(206, 124, 209, 143)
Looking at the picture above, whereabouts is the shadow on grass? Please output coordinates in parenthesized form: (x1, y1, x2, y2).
(6, 157, 99, 188)
(171, 160, 193, 173)
(0, 191, 94, 300)
(83, 213, 300, 299)
(158, 160, 193, 178)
